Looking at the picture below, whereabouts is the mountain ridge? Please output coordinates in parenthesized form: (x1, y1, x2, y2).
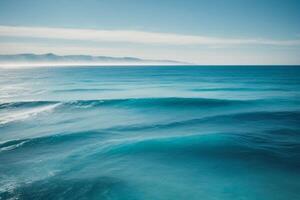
(0, 53, 188, 66)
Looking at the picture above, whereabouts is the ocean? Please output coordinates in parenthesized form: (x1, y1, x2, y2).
(0, 66, 300, 200)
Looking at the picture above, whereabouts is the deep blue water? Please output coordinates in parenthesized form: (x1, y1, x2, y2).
(0, 66, 300, 200)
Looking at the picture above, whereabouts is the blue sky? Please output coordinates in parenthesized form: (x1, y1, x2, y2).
(0, 0, 299, 64)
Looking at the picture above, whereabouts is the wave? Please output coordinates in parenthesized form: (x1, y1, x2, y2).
(191, 87, 291, 92)
(53, 88, 123, 93)
(99, 130, 300, 165)
(2, 125, 299, 163)
(106, 110, 300, 132)
(0, 103, 61, 125)
(0, 97, 260, 125)
(0, 101, 55, 110)
(0, 130, 107, 153)
(0, 139, 28, 152)
(0, 97, 256, 110)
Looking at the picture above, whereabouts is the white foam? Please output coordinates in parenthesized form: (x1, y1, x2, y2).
(0, 140, 28, 152)
(0, 103, 61, 125)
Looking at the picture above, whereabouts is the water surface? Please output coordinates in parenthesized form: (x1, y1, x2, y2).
(1, 66, 300, 200)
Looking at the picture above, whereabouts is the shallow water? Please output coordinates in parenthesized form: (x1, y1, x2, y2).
(0, 66, 300, 199)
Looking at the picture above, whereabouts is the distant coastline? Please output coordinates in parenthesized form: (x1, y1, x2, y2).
(0, 53, 189, 67)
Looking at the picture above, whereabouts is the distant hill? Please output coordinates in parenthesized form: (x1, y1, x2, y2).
(0, 53, 187, 66)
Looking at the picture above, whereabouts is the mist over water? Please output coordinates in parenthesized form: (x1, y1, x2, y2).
(0, 66, 300, 200)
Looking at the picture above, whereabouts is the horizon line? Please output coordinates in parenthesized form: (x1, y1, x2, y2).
(1, 63, 299, 69)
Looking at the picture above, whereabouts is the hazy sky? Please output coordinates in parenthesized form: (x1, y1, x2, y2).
(0, 0, 300, 64)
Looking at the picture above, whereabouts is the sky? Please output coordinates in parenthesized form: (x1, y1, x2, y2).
(0, 0, 299, 64)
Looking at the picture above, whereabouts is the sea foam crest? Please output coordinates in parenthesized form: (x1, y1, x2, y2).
(0, 103, 61, 125)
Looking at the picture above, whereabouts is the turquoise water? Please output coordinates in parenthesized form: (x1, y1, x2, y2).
(0, 66, 300, 200)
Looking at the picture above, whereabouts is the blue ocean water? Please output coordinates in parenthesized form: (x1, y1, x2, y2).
(0, 66, 300, 200)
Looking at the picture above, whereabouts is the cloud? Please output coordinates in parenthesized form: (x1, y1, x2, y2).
(0, 25, 300, 46)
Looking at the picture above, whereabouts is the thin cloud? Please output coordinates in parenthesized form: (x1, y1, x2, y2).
(0, 25, 300, 46)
